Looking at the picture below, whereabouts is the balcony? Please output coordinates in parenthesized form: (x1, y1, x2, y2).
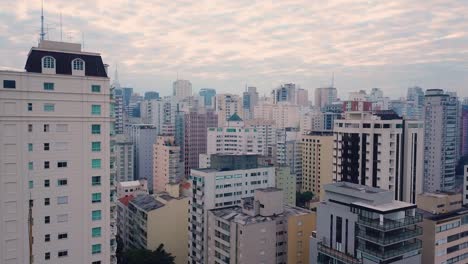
(356, 226, 422, 246)
(317, 242, 362, 264)
(357, 239, 421, 261)
(357, 213, 422, 231)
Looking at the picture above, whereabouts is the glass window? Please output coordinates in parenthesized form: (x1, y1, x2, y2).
(43, 124, 49, 132)
(43, 103, 55, 112)
(43, 82, 54, 90)
(44, 198, 50, 206)
(92, 210, 102, 221)
(92, 193, 102, 203)
(45, 234, 50, 242)
(44, 216, 50, 224)
(28, 161, 33, 170)
(92, 159, 102, 169)
(91, 124, 101, 134)
(57, 196, 68, 205)
(45, 252, 50, 260)
(92, 227, 101, 237)
(58, 233, 68, 239)
(28, 124, 33, 132)
(92, 176, 101, 186)
(29, 180, 33, 189)
(57, 161, 68, 168)
(91, 85, 101, 93)
(43, 56, 55, 68)
(57, 214, 68, 223)
(58, 250, 68, 257)
(57, 179, 68, 186)
(91, 105, 101, 115)
(72, 59, 84, 70)
(92, 142, 101, 152)
(44, 161, 50, 169)
(44, 143, 50, 151)
(28, 103, 33, 111)
(92, 244, 101, 254)
(44, 179, 50, 187)
(3, 80, 16, 88)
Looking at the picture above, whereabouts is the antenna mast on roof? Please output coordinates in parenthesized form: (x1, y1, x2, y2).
(331, 72, 334, 88)
(40, 0, 45, 40)
(60, 12, 62, 41)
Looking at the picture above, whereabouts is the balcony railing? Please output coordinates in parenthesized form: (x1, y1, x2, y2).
(317, 242, 362, 264)
(357, 239, 422, 260)
(356, 226, 422, 246)
(357, 213, 422, 231)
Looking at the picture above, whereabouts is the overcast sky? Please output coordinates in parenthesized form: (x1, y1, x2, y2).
(1, 0, 468, 100)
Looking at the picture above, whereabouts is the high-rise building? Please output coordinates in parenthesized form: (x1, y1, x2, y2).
(112, 88, 125, 134)
(314, 87, 337, 109)
(245, 118, 276, 157)
(128, 124, 157, 192)
(114, 135, 134, 182)
(144, 91, 160, 100)
(423, 89, 460, 192)
(275, 127, 302, 186)
(206, 188, 315, 264)
(199, 88, 216, 108)
(0, 40, 115, 263)
(296, 88, 309, 107)
(311, 182, 422, 264)
(334, 111, 424, 203)
(140, 97, 178, 135)
(275, 166, 297, 205)
(242, 86, 259, 120)
(461, 104, 468, 157)
(215, 93, 243, 126)
(153, 135, 183, 192)
(122, 87, 134, 107)
(188, 155, 276, 263)
(406, 86, 425, 119)
(173, 79, 192, 100)
(272, 83, 297, 104)
(301, 132, 334, 200)
(254, 103, 300, 128)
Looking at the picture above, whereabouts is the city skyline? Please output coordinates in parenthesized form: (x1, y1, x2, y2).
(1, 0, 468, 98)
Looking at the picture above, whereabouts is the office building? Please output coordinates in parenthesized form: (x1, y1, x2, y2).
(144, 91, 160, 100)
(140, 97, 178, 135)
(423, 89, 460, 192)
(112, 88, 125, 134)
(272, 83, 297, 104)
(406, 86, 425, 120)
(199, 88, 216, 108)
(215, 93, 243, 126)
(242, 86, 259, 120)
(315, 87, 337, 109)
(188, 155, 276, 263)
(296, 88, 309, 107)
(301, 132, 334, 200)
(122, 87, 134, 107)
(0, 40, 114, 263)
(333, 111, 424, 203)
(310, 182, 422, 264)
(207, 188, 314, 264)
(153, 135, 183, 192)
(128, 124, 157, 192)
(417, 192, 467, 264)
(462, 104, 468, 157)
(173, 79, 192, 100)
(114, 135, 134, 182)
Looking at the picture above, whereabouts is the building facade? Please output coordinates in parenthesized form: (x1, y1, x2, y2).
(128, 124, 157, 192)
(173, 79, 192, 100)
(314, 87, 337, 110)
(114, 135, 134, 182)
(215, 94, 243, 126)
(153, 135, 183, 192)
(199, 88, 216, 108)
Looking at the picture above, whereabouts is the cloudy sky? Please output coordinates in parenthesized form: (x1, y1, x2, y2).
(1, 0, 468, 100)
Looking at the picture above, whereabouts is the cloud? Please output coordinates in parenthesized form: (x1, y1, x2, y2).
(0, 0, 468, 99)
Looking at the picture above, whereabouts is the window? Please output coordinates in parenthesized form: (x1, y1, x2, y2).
(28, 162, 33, 170)
(91, 85, 101, 93)
(28, 103, 33, 111)
(92, 261, 101, 264)
(44, 198, 50, 206)
(28, 124, 33, 132)
(91, 124, 101, 134)
(56, 124, 68, 132)
(92, 227, 101, 237)
(92, 159, 102, 169)
(45, 252, 51, 260)
(44, 161, 50, 169)
(57, 214, 68, 223)
(92, 176, 101, 186)
(44, 216, 50, 224)
(58, 233, 68, 239)
(57, 161, 68, 168)
(45, 234, 50, 242)
(43, 56, 55, 68)
(58, 250, 68, 257)
(92, 244, 102, 254)
(44, 179, 50, 187)
(91, 105, 101, 115)
(3, 80, 16, 88)
(27, 143, 33, 152)
(43, 82, 54, 90)
(29, 180, 34, 189)
(92, 142, 101, 152)
(92, 193, 102, 203)
(72, 59, 84, 70)
(92, 210, 102, 221)
(43, 103, 55, 112)
(44, 124, 50, 132)
(44, 143, 50, 151)
(57, 196, 68, 205)
(57, 179, 68, 186)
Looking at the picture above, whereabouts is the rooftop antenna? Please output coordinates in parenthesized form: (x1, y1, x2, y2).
(40, 0, 45, 40)
(60, 12, 62, 41)
(331, 72, 335, 88)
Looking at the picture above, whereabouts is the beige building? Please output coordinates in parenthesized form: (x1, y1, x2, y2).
(153, 135, 183, 192)
(254, 102, 301, 128)
(417, 192, 468, 264)
(275, 166, 297, 205)
(206, 188, 314, 264)
(215, 93, 243, 126)
(301, 131, 334, 200)
(117, 184, 189, 264)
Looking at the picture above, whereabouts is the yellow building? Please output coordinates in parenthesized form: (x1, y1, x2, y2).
(287, 209, 316, 264)
(301, 131, 334, 200)
(276, 166, 297, 205)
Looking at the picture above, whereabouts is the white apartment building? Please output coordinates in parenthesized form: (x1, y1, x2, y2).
(244, 118, 276, 157)
(215, 93, 243, 127)
(333, 111, 424, 203)
(140, 96, 178, 135)
(275, 127, 303, 186)
(153, 135, 183, 192)
(188, 155, 276, 264)
(114, 134, 134, 182)
(173, 79, 192, 100)
(206, 113, 264, 156)
(254, 102, 300, 128)
(0, 40, 114, 264)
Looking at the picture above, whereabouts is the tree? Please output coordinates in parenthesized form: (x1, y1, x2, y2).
(119, 244, 175, 264)
(296, 191, 314, 208)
